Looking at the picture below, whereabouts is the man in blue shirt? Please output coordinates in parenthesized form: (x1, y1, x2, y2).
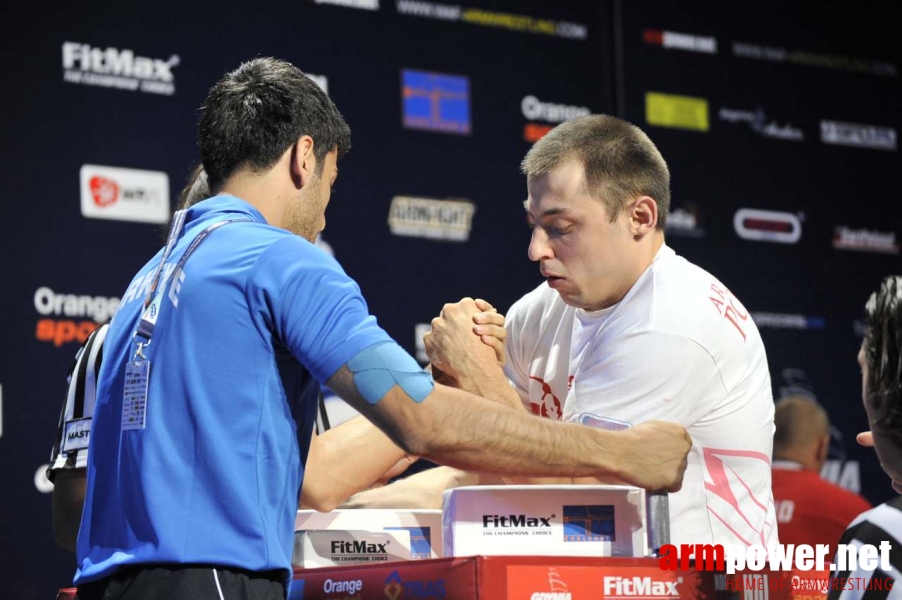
(74, 57, 692, 600)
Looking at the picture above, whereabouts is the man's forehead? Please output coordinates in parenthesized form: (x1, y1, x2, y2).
(523, 196, 576, 219)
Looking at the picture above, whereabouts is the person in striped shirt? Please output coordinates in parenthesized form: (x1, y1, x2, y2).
(828, 275, 902, 599)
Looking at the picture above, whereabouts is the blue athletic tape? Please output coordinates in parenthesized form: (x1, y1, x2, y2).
(347, 342, 434, 404)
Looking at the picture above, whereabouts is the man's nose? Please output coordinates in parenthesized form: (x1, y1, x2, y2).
(528, 228, 553, 262)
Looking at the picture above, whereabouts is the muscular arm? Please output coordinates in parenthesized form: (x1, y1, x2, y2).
(52, 469, 86, 552)
(327, 367, 690, 490)
(340, 466, 503, 509)
(300, 416, 414, 512)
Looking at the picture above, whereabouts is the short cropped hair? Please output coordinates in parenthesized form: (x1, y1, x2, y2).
(199, 57, 351, 190)
(772, 395, 829, 456)
(521, 115, 671, 230)
(864, 275, 902, 445)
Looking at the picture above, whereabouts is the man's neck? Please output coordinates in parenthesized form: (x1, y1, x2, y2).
(220, 172, 285, 229)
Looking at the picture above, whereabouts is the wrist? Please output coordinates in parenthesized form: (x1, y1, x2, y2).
(592, 427, 629, 484)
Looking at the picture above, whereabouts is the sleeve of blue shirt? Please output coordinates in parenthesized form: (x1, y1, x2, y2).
(247, 235, 393, 383)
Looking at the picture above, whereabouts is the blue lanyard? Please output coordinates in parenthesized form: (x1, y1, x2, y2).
(132, 209, 250, 358)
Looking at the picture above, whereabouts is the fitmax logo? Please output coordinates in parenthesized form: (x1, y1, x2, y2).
(483, 514, 551, 528)
(604, 576, 682, 597)
(331, 540, 388, 554)
(62, 42, 179, 81)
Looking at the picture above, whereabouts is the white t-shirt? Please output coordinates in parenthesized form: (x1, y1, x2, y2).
(504, 244, 777, 547)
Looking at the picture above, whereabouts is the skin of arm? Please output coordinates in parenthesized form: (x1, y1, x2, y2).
(325, 366, 690, 491)
(52, 469, 87, 553)
(340, 466, 504, 509)
(300, 415, 416, 512)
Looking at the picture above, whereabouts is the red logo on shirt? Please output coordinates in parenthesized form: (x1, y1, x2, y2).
(89, 176, 120, 207)
(708, 283, 748, 341)
(529, 375, 563, 420)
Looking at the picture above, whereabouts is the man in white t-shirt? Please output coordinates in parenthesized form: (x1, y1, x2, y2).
(419, 114, 777, 547)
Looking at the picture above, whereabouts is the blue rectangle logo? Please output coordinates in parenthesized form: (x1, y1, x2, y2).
(563, 504, 615, 542)
(402, 69, 471, 135)
(384, 525, 433, 559)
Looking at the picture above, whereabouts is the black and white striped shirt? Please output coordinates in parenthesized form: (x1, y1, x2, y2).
(47, 324, 108, 480)
(46, 323, 333, 480)
(828, 495, 902, 600)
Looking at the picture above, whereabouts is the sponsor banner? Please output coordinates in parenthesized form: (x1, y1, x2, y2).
(521, 95, 590, 124)
(506, 564, 704, 600)
(80, 164, 170, 224)
(821, 460, 862, 494)
(62, 41, 179, 95)
(645, 92, 709, 132)
(521, 95, 590, 142)
(731, 41, 897, 77)
(396, 1, 587, 40)
(833, 226, 899, 254)
(718, 107, 803, 142)
(665, 207, 704, 238)
(292, 558, 476, 599)
(751, 313, 825, 330)
(388, 196, 475, 241)
(443, 485, 647, 558)
(643, 29, 717, 54)
(306, 73, 329, 94)
(733, 209, 802, 244)
(820, 120, 897, 151)
(296, 509, 443, 560)
(293, 530, 411, 568)
(402, 69, 471, 135)
(34, 286, 119, 346)
(312, 0, 379, 10)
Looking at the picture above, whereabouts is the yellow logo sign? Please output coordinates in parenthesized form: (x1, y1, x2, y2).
(646, 92, 709, 132)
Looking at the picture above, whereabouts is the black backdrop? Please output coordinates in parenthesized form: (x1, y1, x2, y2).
(1, 1, 899, 597)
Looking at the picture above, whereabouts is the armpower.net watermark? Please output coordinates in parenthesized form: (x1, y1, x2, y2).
(658, 543, 895, 594)
(659, 542, 893, 574)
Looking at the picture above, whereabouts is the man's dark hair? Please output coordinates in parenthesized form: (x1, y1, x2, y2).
(864, 275, 902, 442)
(199, 57, 351, 191)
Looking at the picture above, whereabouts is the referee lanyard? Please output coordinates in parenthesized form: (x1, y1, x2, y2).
(122, 209, 250, 431)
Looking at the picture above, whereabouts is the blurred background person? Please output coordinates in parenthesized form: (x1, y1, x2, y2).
(771, 395, 870, 557)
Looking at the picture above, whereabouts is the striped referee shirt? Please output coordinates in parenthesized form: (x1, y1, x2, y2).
(47, 322, 333, 480)
(47, 324, 108, 480)
(828, 496, 902, 600)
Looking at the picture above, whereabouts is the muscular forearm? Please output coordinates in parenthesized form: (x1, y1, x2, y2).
(340, 466, 480, 509)
(328, 367, 688, 492)
(301, 416, 409, 511)
(413, 385, 626, 478)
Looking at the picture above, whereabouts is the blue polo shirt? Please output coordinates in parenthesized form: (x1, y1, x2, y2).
(75, 196, 392, 585)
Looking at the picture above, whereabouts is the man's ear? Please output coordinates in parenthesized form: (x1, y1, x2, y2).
(815, 433, 830, 468)
(290, 135, 317, 190)
(628, 196, 658, 237)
